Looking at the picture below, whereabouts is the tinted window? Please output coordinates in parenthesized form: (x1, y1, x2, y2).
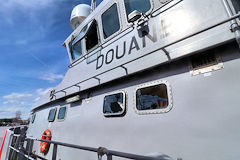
(124, 0, 151, 21)
(103, 93, 125, 116)
(31, 113, 36, 123)
(232, 0, 240, 13)
(102, 4, 120, 39)
(136, 84, 168, 110)
(48, 108, 56, 122)
(70, 40, 82, 60)
(86, 21, 99, 52)
(58, 107, 67, 120)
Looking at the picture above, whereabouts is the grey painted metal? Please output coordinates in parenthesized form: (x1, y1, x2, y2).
(34, 0, 238, 108)
(53, 11, 240, 97)
(23, 44, 240, 160)
(2, 0, 240, 160)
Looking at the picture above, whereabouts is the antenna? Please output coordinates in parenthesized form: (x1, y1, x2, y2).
(91, 0, 97, 11)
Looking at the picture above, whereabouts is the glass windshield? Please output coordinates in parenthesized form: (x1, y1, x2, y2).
(102, 3, 120, 38)
(124, 0, 151, 21)
(70, 40, 82, 60)
(70, 21, 95, 61)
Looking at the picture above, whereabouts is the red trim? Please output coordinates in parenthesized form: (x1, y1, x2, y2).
(0, 130, 7, 160)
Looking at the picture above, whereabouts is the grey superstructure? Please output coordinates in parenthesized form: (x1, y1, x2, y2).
(1, 0, 240, 159)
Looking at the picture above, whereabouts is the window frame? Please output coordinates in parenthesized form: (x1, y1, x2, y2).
(123, 0, 154, 24)
(99, 1, 122, 42)
(134, 80, 173, 115)
(48, 108, 57, 122)
(69, 20, 96, 63)
(103, 91, 127, 117)
(57, 106, 68, 121)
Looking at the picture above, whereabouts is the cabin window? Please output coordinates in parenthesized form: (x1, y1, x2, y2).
(135, 81, 173, 114)
(124, 0, 151, 21)
(103, 92, 126, 117)
(48, 108, 56, 122)
(86, 21, 99, 52)
(70, 24, 89, 61)
(31, 113, 36, 123)
(101, 3, 120, 39)
(136, 84, 168, 110)
(70, 40, 82, 61)
(85, 20, 101, 63)
(231, 0, 240, 13)
(58, 106, 67, 120)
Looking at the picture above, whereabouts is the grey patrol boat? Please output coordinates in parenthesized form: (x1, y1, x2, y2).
(1, 0, 240, 159)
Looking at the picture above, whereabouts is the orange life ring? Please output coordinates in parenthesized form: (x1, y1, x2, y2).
(40, 129, 52, 154)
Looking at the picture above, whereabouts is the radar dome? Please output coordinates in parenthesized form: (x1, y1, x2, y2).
(70, 4, 91, 30)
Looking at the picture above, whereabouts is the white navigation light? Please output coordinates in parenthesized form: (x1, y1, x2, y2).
(70, 4, 91, 30)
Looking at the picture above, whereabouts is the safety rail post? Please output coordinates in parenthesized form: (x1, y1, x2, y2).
(26, 138, 34, 159)
(107, 154, 112, 160)
(52, 144, 58, 160)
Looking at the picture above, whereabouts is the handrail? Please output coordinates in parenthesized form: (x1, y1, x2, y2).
(8, 146, 35, 160)
(26, 137, 169, 160)
(53, 12, 240, 97)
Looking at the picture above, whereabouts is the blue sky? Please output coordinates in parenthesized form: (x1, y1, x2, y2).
(0, 0, 102, 119)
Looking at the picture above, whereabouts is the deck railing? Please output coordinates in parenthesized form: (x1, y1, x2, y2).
(6, 128, 172, 160)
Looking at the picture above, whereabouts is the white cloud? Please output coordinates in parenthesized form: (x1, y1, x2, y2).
(34, 97, 40, 102)
(0, 87, 54, 119)
(2, 93, 33, 108)
(3, 93, 33, 100)
(40, 73, 64, 83)
(0, 0, 54, 10)
(0, 106, 29, 119)
(34, 87, 53, 103)
(36, 87, 53, 96)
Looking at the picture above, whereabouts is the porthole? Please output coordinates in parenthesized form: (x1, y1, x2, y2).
(135, 80, 173, 115)
(58, 106, 67, 121)
(103, 91, 126, 117)
(48, 108, 57, 122)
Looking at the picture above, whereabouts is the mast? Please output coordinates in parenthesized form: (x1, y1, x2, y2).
(91, 0, 97, 11)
